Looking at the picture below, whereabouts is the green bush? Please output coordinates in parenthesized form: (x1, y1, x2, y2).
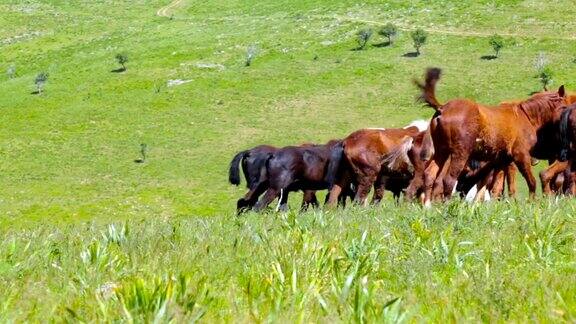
(378, 23, 398, 45)
(356, 29, 373, 50)
(411, 28, 427, 55)
(489, 34, 504, 57)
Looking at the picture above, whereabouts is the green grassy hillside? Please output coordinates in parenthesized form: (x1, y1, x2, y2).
(2, 0, 576, 223)
(2, 0, 576, 321)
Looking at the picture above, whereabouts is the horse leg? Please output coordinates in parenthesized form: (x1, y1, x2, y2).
(442, 154, 469, 199)
(277, 189, 290, 212)
(540, 161, 567, 196)
(514, 155, 538, 199)
(355, 175, 377, 206)
(371, 175, 387, 205)
(553, 172, 565, 195)
(567, 161, 576, 195)
(423, 160, 440, 207)
(405, 169, 424, 202)
(237, 181, 269, 214)
(505, 164, 517, 198)
(433, 155, 452, 201)
(489, 167, 505, 199)
(253, 188, 280, 212)
(301, 190, 318, 211)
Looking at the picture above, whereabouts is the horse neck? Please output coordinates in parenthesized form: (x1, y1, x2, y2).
(516, 100, 558, 129)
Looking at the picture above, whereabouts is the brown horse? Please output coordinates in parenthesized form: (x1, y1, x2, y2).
(416, 67, 567, 203)
(252, 140, 353, 212)
(402, 133, 516, 203)
(325, 121, 427, 206)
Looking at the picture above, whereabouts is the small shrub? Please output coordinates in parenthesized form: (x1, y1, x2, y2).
(356, 29, 373, 50)
(7, 65, 16, 79)
(536, 67, 553, 91)
(115, 53, 128, 71)
(34, 72, 48, 95)
(534, 52, 553, 90)
(245, 45, 258, 67)
(379, 23, 398, 45)
(489, 34, 504, 58)
(411, 28, 427, 56)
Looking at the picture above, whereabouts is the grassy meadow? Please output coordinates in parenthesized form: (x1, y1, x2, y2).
(1, 0, 576, 321)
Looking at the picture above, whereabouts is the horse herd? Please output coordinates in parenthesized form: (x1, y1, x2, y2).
(228, 67, 576, 213)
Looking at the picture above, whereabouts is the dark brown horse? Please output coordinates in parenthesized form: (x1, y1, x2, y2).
(325, 121, 428, 206)
(229, 145, 321, 213)
(252, 140, 353, 212)
(557, 103, 576, 194)
(416, 67, 567, 204)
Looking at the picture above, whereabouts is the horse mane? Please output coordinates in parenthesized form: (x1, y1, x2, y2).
(414, 68, 443, 111)
(516, 91, 565, 126)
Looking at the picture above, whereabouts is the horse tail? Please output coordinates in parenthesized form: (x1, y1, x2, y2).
(559, 107, 574, 161)
(414, 67, 443, 112)
(419, 128, 435, 161)
(325, 141, 344, 188)
(229, 150, 248, 185)
(383, 136, 415, 173)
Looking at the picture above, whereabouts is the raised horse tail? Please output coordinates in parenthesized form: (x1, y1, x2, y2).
(229, 150, 248, 185)
(414, 67, 443, 112)
(325, 141, 344, 188)
(559, 107, 574, 161)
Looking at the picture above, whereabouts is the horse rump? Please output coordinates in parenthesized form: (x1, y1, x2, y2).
(325, 141, 344, 188)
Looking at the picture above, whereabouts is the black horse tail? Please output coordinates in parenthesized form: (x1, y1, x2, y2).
(559, 107, 573, 162)
(325, 142, 344, 188)
(229, 150, 248, 185)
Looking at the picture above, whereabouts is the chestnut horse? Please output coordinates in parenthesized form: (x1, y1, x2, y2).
(229, 145, 320, 213)
(416, 67, 567, 203)
(252, 140, 353, 212)
(401, 130, 514, 203)
(325, 121, 428, 206)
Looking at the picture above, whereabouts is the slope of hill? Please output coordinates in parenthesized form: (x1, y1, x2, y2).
(2, 0, 576, 223)
(2, 1, 576, 321)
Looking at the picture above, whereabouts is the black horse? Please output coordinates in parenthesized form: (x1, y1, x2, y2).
(229, 145, 323, 213)
(253, 140, 354, 212)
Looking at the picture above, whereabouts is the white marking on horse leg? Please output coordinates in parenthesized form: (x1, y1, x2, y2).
(465, 185, 478, 202)
(276, 189, 284, 212)
(484, 188, 491, 201)
(451, 180, 459, 196)
(424, 199, 432, 208)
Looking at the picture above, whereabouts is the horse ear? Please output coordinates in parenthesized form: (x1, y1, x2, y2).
(558, 85, 566, 97)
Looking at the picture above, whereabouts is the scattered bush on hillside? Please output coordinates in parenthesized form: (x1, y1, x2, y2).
(245, 45, 258, 67)
(411, 29, 427, 56)
(34, 72, 48, 95)
(7, 65, 16, 79)
(356, 28, 373, 50)
(153, 80, 162, 94)
(534, 52, 553, 91)
(379, 23, 398, 45)
(134, 143, 148, 163)
(115, 53, 128, 71)
(489, 34, 504, 58)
